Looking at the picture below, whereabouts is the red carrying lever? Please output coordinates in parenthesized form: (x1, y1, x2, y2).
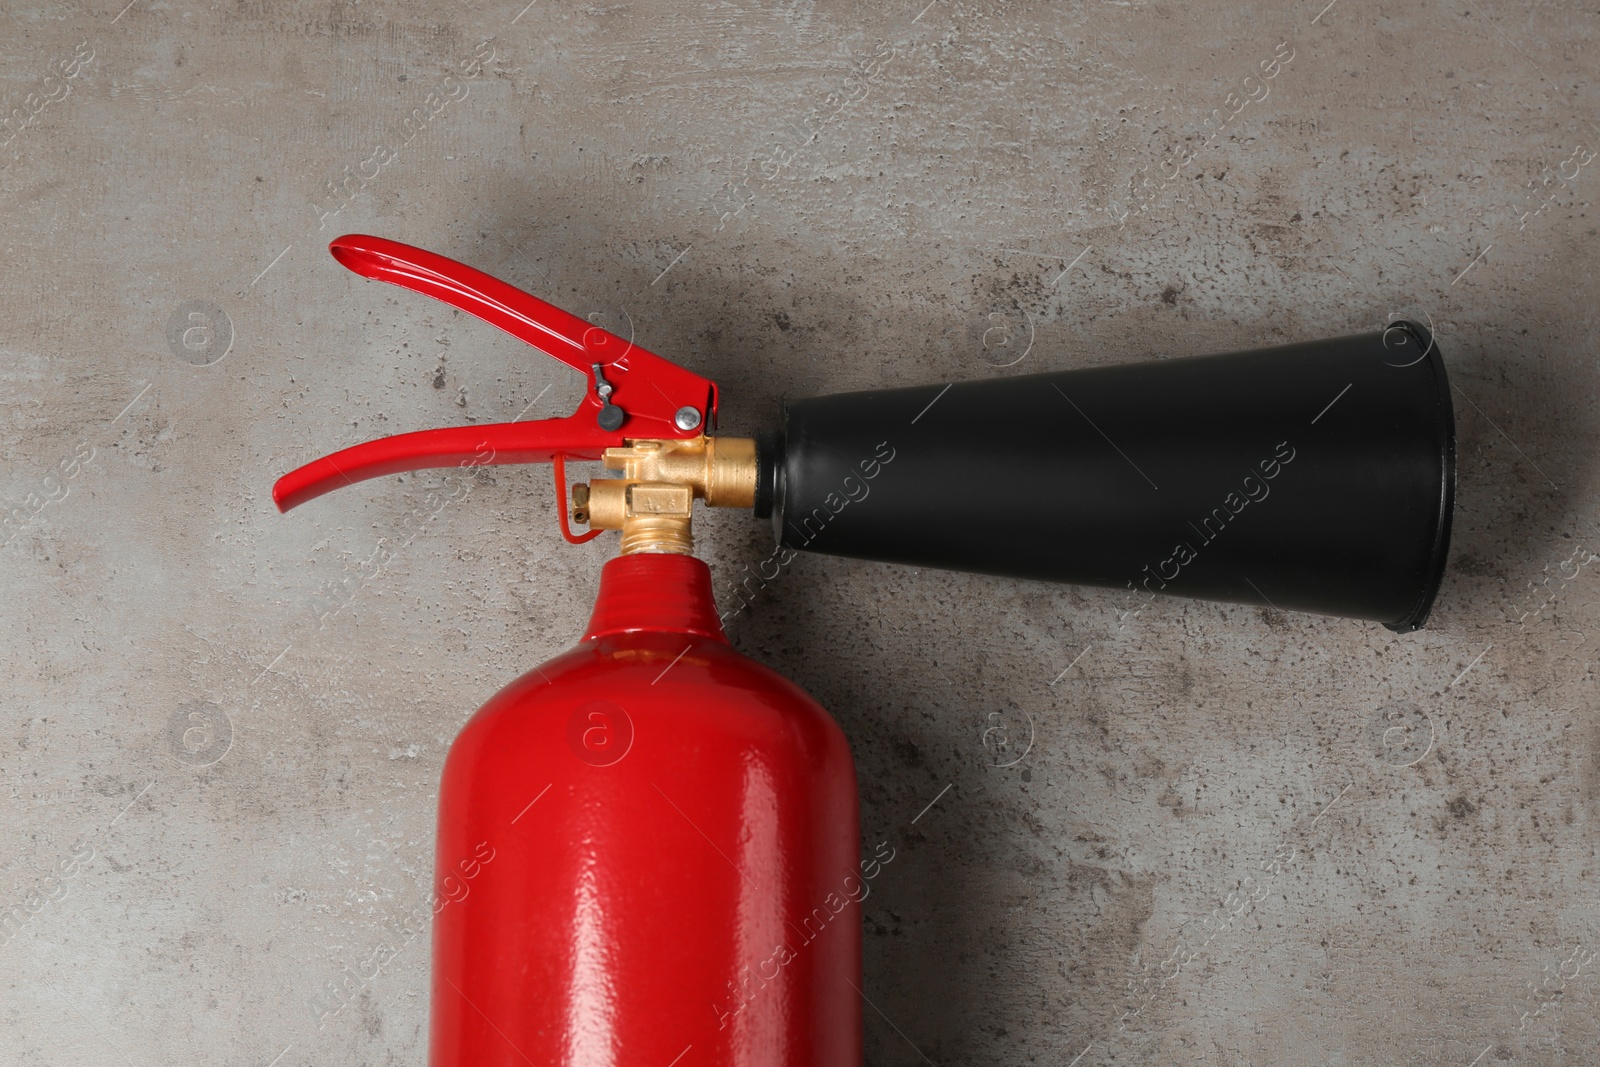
(272, 235, 719, 519)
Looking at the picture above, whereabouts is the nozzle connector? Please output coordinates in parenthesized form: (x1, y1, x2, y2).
(572, 435, 758, 556)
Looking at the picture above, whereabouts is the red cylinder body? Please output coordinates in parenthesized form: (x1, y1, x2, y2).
(429, 553, 862, 1066)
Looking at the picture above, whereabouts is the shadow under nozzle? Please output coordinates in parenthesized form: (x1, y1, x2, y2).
(767, 323, 1456, 631)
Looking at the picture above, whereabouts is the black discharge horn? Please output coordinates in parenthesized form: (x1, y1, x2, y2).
(757, 322, 1456, 631)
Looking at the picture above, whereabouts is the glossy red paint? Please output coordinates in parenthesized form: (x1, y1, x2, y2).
(429, 553, 862, 1066)
(272, 235, 718, 513)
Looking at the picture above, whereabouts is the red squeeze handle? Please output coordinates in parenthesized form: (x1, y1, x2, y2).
(272, 235, 719, 513)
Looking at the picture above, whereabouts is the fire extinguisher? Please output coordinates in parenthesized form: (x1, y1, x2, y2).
(275, 236, 1456, 1065)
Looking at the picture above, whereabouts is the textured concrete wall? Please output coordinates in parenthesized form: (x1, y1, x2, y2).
(2, 0, 1597, 1064)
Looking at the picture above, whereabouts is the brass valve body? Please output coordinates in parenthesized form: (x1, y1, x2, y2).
(571, 435, 757, 555)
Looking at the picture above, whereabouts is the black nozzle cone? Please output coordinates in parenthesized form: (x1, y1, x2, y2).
(767, 324, 1455, 630)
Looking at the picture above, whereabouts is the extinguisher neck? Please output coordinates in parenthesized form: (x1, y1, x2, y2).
(582, 553, 729, 642)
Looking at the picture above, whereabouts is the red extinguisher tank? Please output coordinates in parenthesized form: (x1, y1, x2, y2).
(429, 553, 862, 1066)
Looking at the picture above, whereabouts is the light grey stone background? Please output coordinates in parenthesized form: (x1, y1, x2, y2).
(2, 0, 1597, 1064)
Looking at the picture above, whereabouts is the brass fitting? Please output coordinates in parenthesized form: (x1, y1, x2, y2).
(572, 436, 757, 555)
